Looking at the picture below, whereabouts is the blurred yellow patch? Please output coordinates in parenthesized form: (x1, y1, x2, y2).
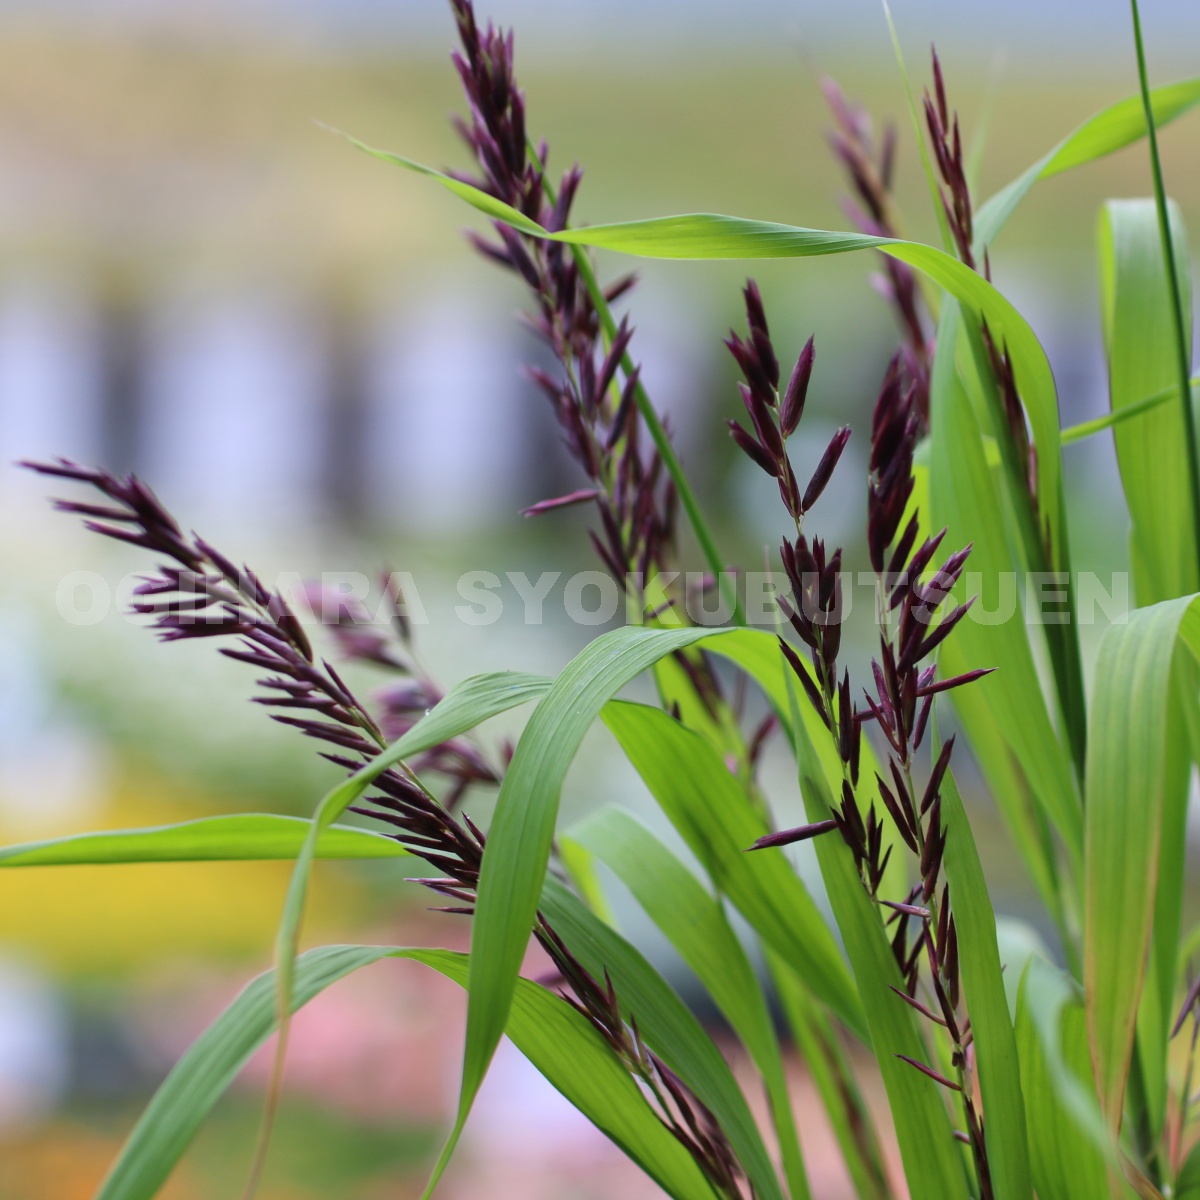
(0, 1124, 198, 1200)
(0, 773, 377, 976)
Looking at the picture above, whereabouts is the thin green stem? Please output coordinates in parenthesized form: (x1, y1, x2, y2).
(1130, 0, 1200, 577)
(1059, 378, 1197, 445)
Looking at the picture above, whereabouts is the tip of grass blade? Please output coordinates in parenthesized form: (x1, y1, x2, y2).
(419, 1109, 471, 1199)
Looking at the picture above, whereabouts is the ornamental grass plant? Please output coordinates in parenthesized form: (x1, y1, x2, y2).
(14, 1, 1200, 1197)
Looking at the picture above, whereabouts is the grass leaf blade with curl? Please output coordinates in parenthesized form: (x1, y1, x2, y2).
(97, 945, 717, 1200)
(439, 626, 736, 1193)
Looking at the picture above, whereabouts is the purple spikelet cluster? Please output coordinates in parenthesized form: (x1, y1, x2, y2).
(823, 77, 932, 426)
(302, 577, 508, 813)
(448, 0, 677, 593)
(20, 460, 496, 899)
(726, 281, 846, 525)
(448, 0, 760, 796)
(27, 450, 745, 1196)
(924, 50, 977, 271)
(921, 49, 1038, 517)
(736, 335, 994, 1189)
(537, 923, 743, 1195)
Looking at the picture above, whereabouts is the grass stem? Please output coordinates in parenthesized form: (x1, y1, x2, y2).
(1130, 0, 1200, 579)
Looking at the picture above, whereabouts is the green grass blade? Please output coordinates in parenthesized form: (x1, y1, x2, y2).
(426, 950, 721, 1200)
(0, 815, 409, 866)
(448, 627, 735, 1190)
(1100, 199, 1197, 603)
(958, 306, 1089, 777)
(1128, 0, 1200, 584)
(538, 875, 784, 1200)
(98, 944, 389, 1200)
(555, 832, 616, 924)
(98, 944, 716, 1200)
(936, 751, 1034, 1199)
(929, 301, 1081, 867)
(1178, 1143, 1200, 1199)
(354, 136, 1073, 583)
(544, 217, 1071, 586)
(262, 669, 549, 1194)
(333, 129, 547, 236)
(272, 669, 549, 989)
(778, 666, 967, 1197)
(573, 806, 805, 1200)
(1084, 595, 1200, 1134)
(1015, 958, 1113, 1199)
(1099, 197, 1197, 1146)
(975, 79, 1200, 247)
(1130, 668, 1193, 1154)
(704, 631, 962, 1193)
(600, 698, 864, 1038)
(767, 954, 892, 1200)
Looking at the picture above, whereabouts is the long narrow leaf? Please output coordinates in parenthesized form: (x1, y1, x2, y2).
(364, 144, 1071, 577)
(929, 301, 1081, 864)
(1100, 199, 1196, 605)
(538, 875, 783, 1200)
(0, 815, 409, 866)
(936, 749, 1034, 1199)
(1084, 595, 1200, 1133)
(447, 627, 735, 1189)
(1060, 377, 1199, 445)
(97, 944, 716, 1200)
(265, 669, 551, 1191)
(768, 953, 891, 1200)
(778, 669, 967, 1197)
(273, 669, 549, 995)
(975, 79, 1200, 247)
(601, 698, 864, 1037)
(573, 806, 806, 1200)
(1015, 957, 1113, 1200)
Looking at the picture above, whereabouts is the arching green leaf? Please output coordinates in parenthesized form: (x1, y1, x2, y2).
(0, 814, 408, 867)
(447, 627, 735, 1189)
(572, 806, 806, 1200)
(976, 79, 1200, 247)
(600, 698, 864, 1037)
(97, 945, 717, 1200)
(1084, 595, 1200, 1133)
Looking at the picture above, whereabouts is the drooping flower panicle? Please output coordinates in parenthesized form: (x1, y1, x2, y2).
(27, 448, 746, 1198)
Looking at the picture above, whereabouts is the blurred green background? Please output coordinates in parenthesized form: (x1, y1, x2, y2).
(0, 1, 1197, 1196)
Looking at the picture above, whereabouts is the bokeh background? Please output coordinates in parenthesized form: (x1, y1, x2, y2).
(0, 1, 1198, 1196)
